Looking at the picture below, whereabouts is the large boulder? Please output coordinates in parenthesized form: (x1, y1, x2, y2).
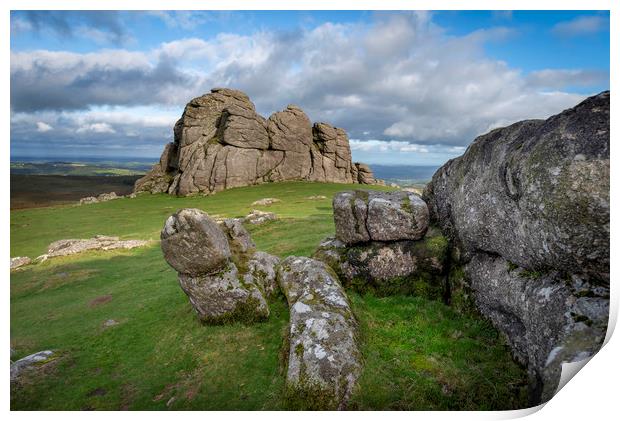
(333, 190, 429, 245)
(423, 91, 610, 404)
(424, 91, 610, 284)
(313, 227, 448, 298)
(277, 256, 362, 410)
(160, 208, 269, 324)
(135, 88, 376, 196)
(161, 209, 231, 276)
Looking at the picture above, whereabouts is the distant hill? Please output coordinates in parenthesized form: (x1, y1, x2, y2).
(369, 165, 439, 186)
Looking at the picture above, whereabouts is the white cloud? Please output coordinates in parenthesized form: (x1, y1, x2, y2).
(36, 121, 53, 132)
(76, 122, 116, 134)
(10, 11, 608, 160)
(552, 15, 608, 37)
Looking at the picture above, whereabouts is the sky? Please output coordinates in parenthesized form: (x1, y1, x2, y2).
(10, 10, 610, 165)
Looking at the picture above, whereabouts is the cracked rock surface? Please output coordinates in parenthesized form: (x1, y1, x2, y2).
(277, 256, 362, 410)
(423, 91, 610, 404)
(135, 88, 376, 196)
(161, 208, 269, 324)
(333, 190, 429, 245)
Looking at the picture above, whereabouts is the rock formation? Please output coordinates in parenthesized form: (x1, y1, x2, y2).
(135, 88, 376, 195)
(333, 190, 429, 245)
(315, 190, 447, 298)
(423, 91, 610, 404)
(160, 208, 273, 323)
(277, 256, 362, 410)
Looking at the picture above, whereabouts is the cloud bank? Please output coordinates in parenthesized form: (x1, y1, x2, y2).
(10, 12, 608, 162)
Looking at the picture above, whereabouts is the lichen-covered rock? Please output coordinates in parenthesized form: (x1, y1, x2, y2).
(178, 263, 269, 324)
(10, 256, 31, 270)
(161, 208, 270, 324)
(161, 209, 231, 276)
(422, 91, 610, 404)
(245, 251, 280, 297)
(277, 256, 362, 410)
(11, 350, 55, 382)
(244, 209, 277, 225)
(465, 253, 608, 404)
(135, 88, 376, 196)
(313, 228, 448, 298)
(424, 91, 610, 284)
(333, 190, 429, 245)
(218, 218, 255, 254)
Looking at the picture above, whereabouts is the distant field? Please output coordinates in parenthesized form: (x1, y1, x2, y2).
(10, 160, 153, 176)
(10, 182, 528, 410)
(10, 175, 141, 209)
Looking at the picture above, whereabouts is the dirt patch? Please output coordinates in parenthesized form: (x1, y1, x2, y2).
(89, 295, 113, 308)
(86, 387, 107, 397)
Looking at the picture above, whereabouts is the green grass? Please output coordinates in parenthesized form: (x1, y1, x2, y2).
(10, 181, 528, 410)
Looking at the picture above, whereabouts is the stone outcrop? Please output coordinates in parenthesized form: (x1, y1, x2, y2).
(161, 208, 271, 323)
(315, 191, 447, 298)
(37, 236, 149, 261)
(333, 190, 429, 245)
(423, 91, 610, 404)
(135, 88, 376, 196)
(277, 256, 362, 410)
(314, 228, 448, 298)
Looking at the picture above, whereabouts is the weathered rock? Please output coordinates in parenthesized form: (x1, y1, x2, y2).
(333, 190, 429, 245)
(465, 253, 608, 404)
(10, 256, 31, 270)
(244, 209, 277, 225)
(79, 191, 122, 205)
(354, 163, 375, 184)
(103, 319, 119, 328)
(161, 208, 270, 324)
(38, 235, 149, 260)
(178, 262, 269, 323)
(306, 195, 327, 200)
(251, 198, 281, 206)
(161, 209, 231, 276)
(218, 218, 255, 254)
(79, 196, 99, 205)
(11, 350, 55, 382)
(424, 91, 609, 284)
(313, 228, 448, 298)
(245, 251, 280, 297)
(135, 88, 376, 196)
(277, 256, 362, 410)
(423, 91, 610, 404)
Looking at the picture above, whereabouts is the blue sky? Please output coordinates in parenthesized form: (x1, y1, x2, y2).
(10, 10, 610, 165)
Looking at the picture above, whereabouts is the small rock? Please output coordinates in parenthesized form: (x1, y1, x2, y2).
(251, 198, 281, 206)
(79, 196, 99, 205)
(102, 319, 119, 328)
(244, 209, 277, 225)
(218, 218, 255, 254)
(306, 195, 327, 200)
(10, 350, 55, 382)
(10, 256, 31, 270)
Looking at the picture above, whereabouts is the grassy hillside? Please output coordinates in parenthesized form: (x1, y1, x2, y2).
(10, 182, 528, 410)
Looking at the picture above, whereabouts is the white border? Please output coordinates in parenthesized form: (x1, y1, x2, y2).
(3, 1, 616, 420)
